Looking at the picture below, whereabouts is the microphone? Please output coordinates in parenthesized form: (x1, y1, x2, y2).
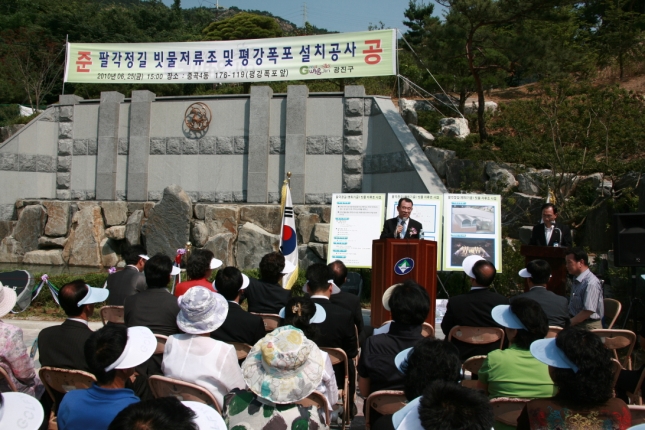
(397, 218, 406, 239)
(554, 228, 562, 247)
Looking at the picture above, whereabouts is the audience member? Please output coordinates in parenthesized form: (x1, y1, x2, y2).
(280, 296, 339, 412)
(478, 298, 556, 399)
(106, 245, 147, 306)
(244, 251, 294, 314)
(225, 326, 328, 429)
(512, 260, 570, 327)
(372, 338, 461, 430)
(173, 249, 222, 297)
(418, 381, 494, 430)
(0, 392, 45, 430)
(517, 327, 632, 429)
(307, 263, 358, 415)
(57, 325, 156, 430)
(566, 247, 604, 329)
(210, 267, 265, 347)
(441, 255, 508, 361)
(328, 260, 364, 339)
(0, 281, 43, 398)
(109, 397, 199, 430)
(162, 286, 244, 410)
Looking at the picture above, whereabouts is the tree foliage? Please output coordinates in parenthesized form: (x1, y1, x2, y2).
(202, 12, 282, 41)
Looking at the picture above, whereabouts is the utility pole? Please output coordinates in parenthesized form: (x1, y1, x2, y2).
(302, 2, 308, 30)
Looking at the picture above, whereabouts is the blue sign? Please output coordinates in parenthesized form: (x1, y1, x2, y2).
(394, 258, 415, 275)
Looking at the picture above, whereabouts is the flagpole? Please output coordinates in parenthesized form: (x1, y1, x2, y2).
(286, 171, 291, 187)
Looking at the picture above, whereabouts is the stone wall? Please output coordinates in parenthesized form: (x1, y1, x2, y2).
(0, 185, 331, 269)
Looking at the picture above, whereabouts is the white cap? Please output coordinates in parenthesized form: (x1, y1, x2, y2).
(77, 284, 110, 307)
(278, 303, 327, 324)
(182, 401, 227, 430)
(518, 268, 532, 278)
(382, 284, 402, 311)
(462, 255, 485, 278)
(281, 260, 297, 274)
(210, 258, 223, 270)
(491, 305, 527, 330)
(212, 273, 250, 291)
(104, 326, 157, 372)
(530, 338, 579, 373)
(0, 392, 45, 430)
(139, 254, 149, 260)
(170, 266, 181, 276)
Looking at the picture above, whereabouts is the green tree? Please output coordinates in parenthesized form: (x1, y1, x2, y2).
(202, 12, 283, 41)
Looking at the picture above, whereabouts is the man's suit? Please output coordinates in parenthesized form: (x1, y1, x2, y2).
(441, 288, 509, 361)
(512, 286, 570, 328)
(244, 277, 291, 314)
(211, 302, 266, 347)
(330, 291, 364, 336)
(106, 266, 147, 306)
(124, 288, 181, 336)
(380, 218, 423, 240)
(529, 222, 572, 248)
(38, 319, 92, 372)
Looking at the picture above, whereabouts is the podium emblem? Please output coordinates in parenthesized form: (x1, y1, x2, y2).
(394, 258, 414, 275)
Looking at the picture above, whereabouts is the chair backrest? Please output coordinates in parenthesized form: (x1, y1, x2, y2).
(365, 390, 406, 429)
(546, 326, 563, 339)
(628, 365, 645, 406)
(629, 405, 645, 425)
(148, 375, 222, 414)
(490, 397, 531, 426)
(610, 358, 623, 392)
(421, 322, 435, 338)
(154, 334, 168, 355)
(462, 355, 487, 376)
(295, 390, 331, 425)
(100, 305, 125, 325)
(0, 366, 17, 392)
(39, 367, 96, 407)
(603, 298, 622, 329)
(250, 313, 281, 332)
(229, 342, 253, 361)
(342, 271, 363, 297)
(321, 347, 349, 379)
(448, 326, 505, 349)
(591, 329, 637, 370)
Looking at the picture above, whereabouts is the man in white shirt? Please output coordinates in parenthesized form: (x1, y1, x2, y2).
(529, 203, 572, 248)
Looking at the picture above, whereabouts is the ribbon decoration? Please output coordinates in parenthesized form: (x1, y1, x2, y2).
(32, 274, 60, 306)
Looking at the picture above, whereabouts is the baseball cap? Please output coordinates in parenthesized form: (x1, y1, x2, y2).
(462, 255, 485, 278)
(104, 326, 157, 372)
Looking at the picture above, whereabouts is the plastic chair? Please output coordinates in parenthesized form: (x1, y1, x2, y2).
(630, 405, 645, 425)
(365, 390, 406, 429)
(148, 375, 222, 414)
(628, 366, 645, 405)
(342, 272, 363, 297)
(228, 342, 253, 361)
(295, 390, 331, 425)
(421, 322, 435, 338)
(39, 367, 97, 410)
(0, 366, 17, 392)
(546, 326, 563, 338)
(603, 298, 622, 329)
(462, 355, 487, 378)
(591, 329, 637, 370)
(250, 313, 281, 332)
(154, 334, 168, 355)
(447, 326, 505, 350)
(321, 347, 350, 430)
(611, 358, 623, 394)
(490, 397, 531, 427)
(100, 305, 125, 325)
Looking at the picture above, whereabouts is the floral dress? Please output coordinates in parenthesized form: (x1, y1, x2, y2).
(0, 320, 44, 398)
(517, 397, 632, 430)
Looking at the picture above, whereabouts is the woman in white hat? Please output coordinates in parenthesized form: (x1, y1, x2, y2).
(162, 286, 245, 410)
(224, 326, 328, 429)
(0, 281, 43, 398)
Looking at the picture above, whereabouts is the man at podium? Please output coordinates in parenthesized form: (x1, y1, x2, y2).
(529, 203, 572, 248)
(380, 197, 423, 239)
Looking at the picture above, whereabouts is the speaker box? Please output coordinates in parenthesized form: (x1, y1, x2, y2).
(614, 213, 645, 267)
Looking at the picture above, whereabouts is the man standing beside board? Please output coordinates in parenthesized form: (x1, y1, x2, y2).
(380, 197, 423, 239)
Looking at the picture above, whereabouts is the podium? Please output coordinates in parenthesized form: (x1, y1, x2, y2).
(519, 245, 569, 297)
(371, 239, 438, 327)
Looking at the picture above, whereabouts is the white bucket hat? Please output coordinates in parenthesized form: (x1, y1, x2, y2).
(177, 287, 228, 334)
(382, 283, 402, 311)
(462, 255, 485, 278)
(491, 305, 527, 330)
(104, 326, 157, 372)
(0, 392, 45, 430)
(182, 401, 227, 430)
(77, 284, 109, 306)
(278, 302, 327, 324)
(0, 282, 17, 318)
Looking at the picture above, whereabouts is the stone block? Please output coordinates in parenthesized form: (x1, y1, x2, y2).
(18, 154, 37, 172)
(305, 194, 326, 204)
(326, 137, 343, 154)
(439, 117, 470, 138)
(143, 202, 155, 217)
(43, 201, 70, 237)
(73, 139, 88, 155)
(58, 122, 73, 139)
(125, 210, 144, 246)
(56, 172, 71, 189)
(214, 192, 233, 203)
(270, 136, 285, 154)
(194, 204, 207, 220)
(198, 192, 215, 203)
(148, 191, 162, 201)
(233, 191, 246, 202)
(343, 155, 363, 174)
(305, 205, 331, 223)
(234, 136, 248, 154)
(182, 138, 199, 155)
(14, 205, 47, 253)
(0, 237, 23, 263)
(87, 139, 98, 155)
(141, 185, 192, 257)
(240, 205, 281, 235)
(203, 231, 237, 267)
(0, 221, 16, 240)
(150, 138, 166, 154)
(166, 137, 183, 154)
(0, 153, 17, 171)
(23, 249, 65, 265)
(364, 99, 373, 116)
(306, 136, 325, 154)
(198, 137, 216, 155)
(189, 221, 208, 247)
(58, 105, 74, 122)
(59, 94, 83, 105)
(298, 244, 325, 270)
(235, 222, 279, 269)
(344, 86, 365, 97)
(216, 136, 234, 154)
(56, 190, 71, 200)
(268, 192, 280, 204)
(296, 212, 320, 244)
(485, 161, 518, 193)
(101, 238, 119, 267)
(409, 124, 435, 147)
(58, 139, 72, 156)
(343, 174, 362, 193)
(424, 147, 455, 178)
(118, 137, 129, 155)
(205, 205, 240, 236)
(38, 236, 67, 249)
(35, 155, 56, 173)
(345, 98, 364, 117)
(344, 117, 363, 135)
(344, 136, 364, 155)
(101, 202, 128, 227)
(308, 242, 327, 260)
(312, 223, 330, 243)
(127, 202, 145, 214)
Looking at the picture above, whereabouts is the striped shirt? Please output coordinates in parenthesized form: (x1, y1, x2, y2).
(568, 269, 604, 320)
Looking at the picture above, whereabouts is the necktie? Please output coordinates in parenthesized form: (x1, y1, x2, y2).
(399, 220, 407, 238)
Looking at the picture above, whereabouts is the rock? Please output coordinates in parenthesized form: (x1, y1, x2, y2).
(142, 185, 192, 258)
(38, 236, 67, 249)
(14, 205, 47, 253)
(412, 100, 435, 112)
(580, 200, 614, 252)
(239, 205, 281, 235)
(23, 250, 65, 265)
(105, 226, 126, 240)
(503, 193, 544, 238)
(191, 221, 209, 247)
(408, 124, 435, 147)
(298, 244, 325, 270)
(143, 202, 155, 218)
(399, 99, 418, 125)
(194, 204, 207, 220)
(464, 101, 499, 115)
(424, 147, 456, 178)
(614, 172, 641, 191)
(62, 205, 105, 267)
(125, 210, 144, 246)
(204, 205, 239, 236)
(0, 237, 23, 263)
(203, 231, 237, 267)
(296, 205, 331, 224)
(517, 174, 540, 195)
(235, 222, 279, 269)
(0, 221, 16, 242)
(518, 226, 534, 245)
(485, 162, 518, 193)
(43, 201, 70, 237)
(101, 201, 128, 226)
(101, 238, 119, 267)
(313, 223, 330, 243)
(308, 243, 327, 260)
(297, 213, 320, 244)
(445, 159, 486, 190)
(439, 117, 470, 139)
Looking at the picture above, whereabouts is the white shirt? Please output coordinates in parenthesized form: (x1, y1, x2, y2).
(67, 318, 89, 326)
(162, 334, 245, 409)
(545, 225, 554, 244)
(318, 351, 339, 412)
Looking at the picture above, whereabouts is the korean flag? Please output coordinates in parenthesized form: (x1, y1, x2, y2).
(279, 181, 298, 290)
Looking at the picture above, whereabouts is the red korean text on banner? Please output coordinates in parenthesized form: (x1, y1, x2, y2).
(363, 40, 383, 65)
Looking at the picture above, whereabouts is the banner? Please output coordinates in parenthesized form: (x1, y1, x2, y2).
(64, 29, 396, 84)
(279, 180, 299, 290)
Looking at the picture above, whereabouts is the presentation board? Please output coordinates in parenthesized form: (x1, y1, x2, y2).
(327, 193, 386, 268)
(442, 194, 502, 272)
(387, 193, 443, 269)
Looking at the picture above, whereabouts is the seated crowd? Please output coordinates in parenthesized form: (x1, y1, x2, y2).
(0, 245, 643, 430)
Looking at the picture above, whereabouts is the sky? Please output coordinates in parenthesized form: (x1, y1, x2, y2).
(163, 0, 444, 34)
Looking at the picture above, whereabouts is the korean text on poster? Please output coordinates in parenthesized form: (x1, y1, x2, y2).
(64, 30, 396, 84)
(441, 194, 502, 272)
(327, 194, 386, 268)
